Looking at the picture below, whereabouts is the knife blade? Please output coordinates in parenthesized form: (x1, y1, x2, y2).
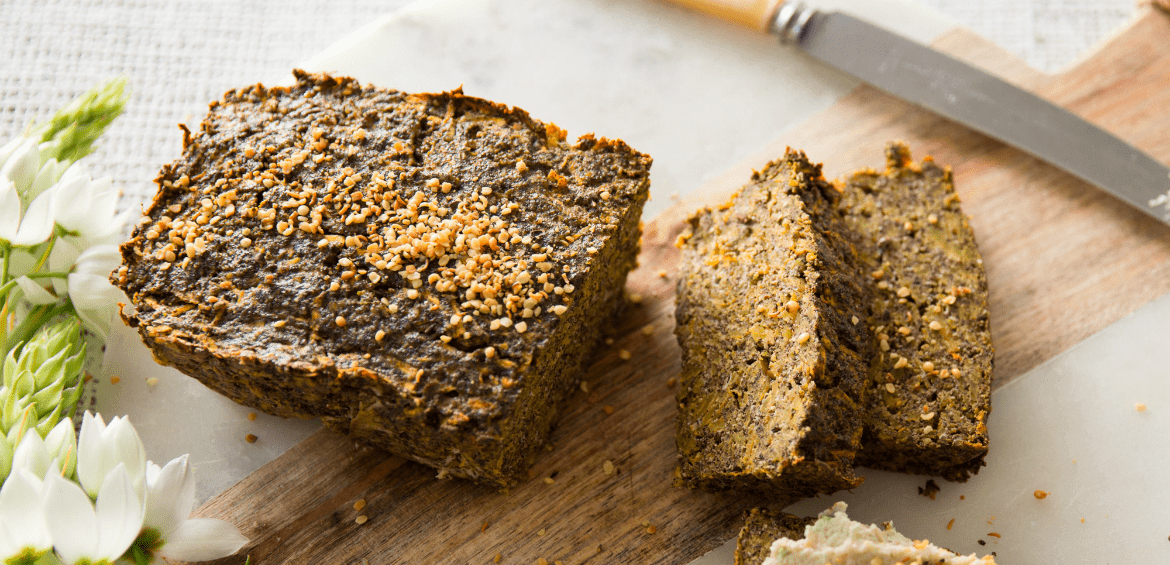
(669, 0, 1170, 226)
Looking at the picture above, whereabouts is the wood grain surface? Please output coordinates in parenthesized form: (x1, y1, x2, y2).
(194, 9, 1170, 564)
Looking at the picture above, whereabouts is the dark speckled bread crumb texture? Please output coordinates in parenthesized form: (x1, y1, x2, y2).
(674, 143, 992, 501)
(734, 508, 814, 565)
(114, 70, 651, 489)
(674, 149, 874, 499)
(844, 143, 993, 481)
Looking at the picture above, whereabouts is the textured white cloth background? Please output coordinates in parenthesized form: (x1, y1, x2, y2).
(0, 0, 1139, 215)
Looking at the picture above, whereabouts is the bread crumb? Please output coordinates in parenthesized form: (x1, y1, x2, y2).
(247, 412, 257, 421)
(543, 477, 555, 485)
(1136, 402, 1148, 412)
(602, 405, 615, 415)
(354, 499, 367, 511)
(618, 349, 631, 360)
(494, 553, 502, 563)
(641, 324, 654, 335)
(537, 529, 547, 537)
(1034, 490, 1049, 500)
(110, 375, 121, 384)
(145, 377, 159, 386)
(987, 532, 1001, 538)
(917, 479, 940, 500)
(245, 434, 257, 443)
(646, 525, 657, 534)
(603, 460, 615, 475)
(947, 518, 954, 531)
(666, 377, 677, 388)
(355, 515, 368, 525)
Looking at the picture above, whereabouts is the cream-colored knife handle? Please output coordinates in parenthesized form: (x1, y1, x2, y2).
(663, 0, 783, 32)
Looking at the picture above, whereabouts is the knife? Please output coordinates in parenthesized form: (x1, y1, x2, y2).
(665, 0, 1170, 226)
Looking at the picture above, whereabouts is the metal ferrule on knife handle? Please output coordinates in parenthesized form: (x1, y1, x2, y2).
(770, 2, 816, 43)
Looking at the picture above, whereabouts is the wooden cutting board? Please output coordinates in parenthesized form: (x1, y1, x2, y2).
(195, 7, 1170, 564)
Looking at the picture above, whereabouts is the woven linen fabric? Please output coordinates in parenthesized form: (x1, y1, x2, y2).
(0, 0, 1138, 215)
(0, 0, 413, 213)
(920, 0, 1138, 72)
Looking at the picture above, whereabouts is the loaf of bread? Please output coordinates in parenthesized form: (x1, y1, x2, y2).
(114, 70, 651, 488)
(673, 149, 873, 498)
(735, 508, 815, 565)
(843, 143, 993, 481)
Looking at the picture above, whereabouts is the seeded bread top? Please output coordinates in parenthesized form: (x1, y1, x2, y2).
(115, 70, 651, 433)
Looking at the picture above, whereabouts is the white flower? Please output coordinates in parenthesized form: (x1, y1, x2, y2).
(13, 276, 59, 306)
(51, 165, 131, 247)
(139, 455, 249, 563)
(0, 468, 53, 563)
(76, 412, 146, 500)
(10, 429, 53, 480)
(0, 138, 40, 196)
(43, 463, 143, 565)
(67, 245, 127, 341)
(0, 177, 54, 247)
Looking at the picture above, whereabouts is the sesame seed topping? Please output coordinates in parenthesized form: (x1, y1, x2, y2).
(335, 316, 347, 327)
(375, 330, 386, 342)
(896, 286, 911, 298)
(885, 383, 896, 393)
(923, 361, 935, 372)
(795, 332, 810, 344)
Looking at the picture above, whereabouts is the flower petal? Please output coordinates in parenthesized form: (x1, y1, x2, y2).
(27, 157, 63, 202)
(0, 138, 40, 196)
(158, 518, 249, 562)
(43, 418, 78, 479)
(144, 455, 194, 537)
(11, 429, 51, 479)
(0, 179, 21, 242)
(14, 275, 58, 306)
(72, 244, 123, 277)
(76, 411, 107, 497)
(11, 187, 55, 246)
(104, 417, 147, 498)
(67, 273, 123, 309)
(42, 470, 99, 565)
(94, 463, 144, 560)
(0, 468, 52, 553)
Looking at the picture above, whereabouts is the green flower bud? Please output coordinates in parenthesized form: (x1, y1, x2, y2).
(0, 318, 86, 479)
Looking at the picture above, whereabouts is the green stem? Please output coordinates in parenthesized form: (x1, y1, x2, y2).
(32, 232, 58, 273)
(2, 302, 71, 357)
(1, 242, 10, 286)
(0, 271, 70, 306)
